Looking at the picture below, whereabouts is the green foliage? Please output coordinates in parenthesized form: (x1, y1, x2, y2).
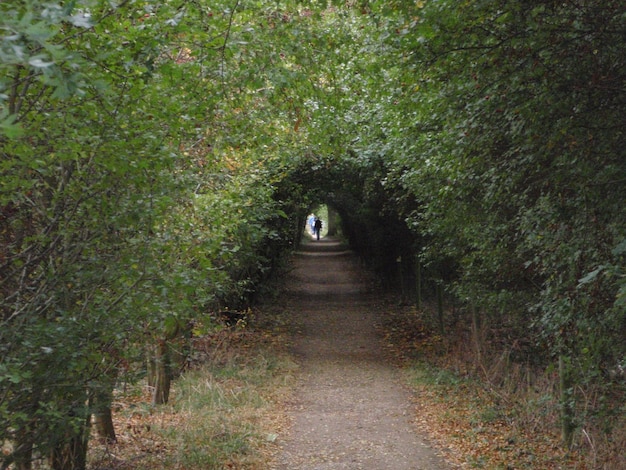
(0, 0, 304, 467)
(351, 0, 626, 453)
(1, 0, 624, 465)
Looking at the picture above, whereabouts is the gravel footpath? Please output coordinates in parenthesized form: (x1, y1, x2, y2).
(272, 237, 450, 470)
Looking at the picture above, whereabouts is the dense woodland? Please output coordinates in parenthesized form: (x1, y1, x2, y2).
(1, 0, 624, 468)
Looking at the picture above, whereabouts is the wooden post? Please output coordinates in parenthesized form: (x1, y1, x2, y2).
(415, 256, 422, 310)
(471, 303, 481, 367)
(559, 355, 575, 449)
(436, 282, 445, 336)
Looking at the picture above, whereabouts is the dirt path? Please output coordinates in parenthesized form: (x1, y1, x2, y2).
(273, 237, 450, 469)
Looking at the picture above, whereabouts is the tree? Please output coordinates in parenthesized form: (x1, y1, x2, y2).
(369, 0, 626, 450)
(0, 0, 221, 466)
(1, 0, 323, 465)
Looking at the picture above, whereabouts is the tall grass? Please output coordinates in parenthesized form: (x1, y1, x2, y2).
(88, 328, 297, 470)
(154, 367, 264, 469)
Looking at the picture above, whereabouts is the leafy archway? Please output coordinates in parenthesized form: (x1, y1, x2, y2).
(1, 0, 625, 467)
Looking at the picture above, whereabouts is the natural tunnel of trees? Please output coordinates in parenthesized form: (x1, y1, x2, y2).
(1, 0, 625, 468)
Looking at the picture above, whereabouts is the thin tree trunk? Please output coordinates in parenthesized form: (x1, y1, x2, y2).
(146, 344, 157, 389)
(152, 339, 171, 405)
(93, 405, 116, 443)
(559, 355, 575, 449)
(11, 390, 42, 470)
(92, 387, 116, 443)
(436, 282, 445, 336)
(49, 414, 90, 470)
(326, 205, 337, 236)
(415, 256, 422, 310)
(471, 303, 482, 368)
(11, 438, 33, 470)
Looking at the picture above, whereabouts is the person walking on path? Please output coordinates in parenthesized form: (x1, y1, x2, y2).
(313, 217, 322, 240)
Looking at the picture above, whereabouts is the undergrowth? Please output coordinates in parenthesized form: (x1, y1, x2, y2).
(88, 315, 296, 470)
(381, 302, 626, 470)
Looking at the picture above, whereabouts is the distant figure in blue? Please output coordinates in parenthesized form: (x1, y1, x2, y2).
(313, 217, 322, 241)
(308, 213, 316, 235)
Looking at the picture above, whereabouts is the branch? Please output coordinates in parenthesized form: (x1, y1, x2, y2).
(219, 0, 240, 84)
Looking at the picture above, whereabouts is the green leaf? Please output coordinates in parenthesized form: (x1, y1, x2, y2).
(577, 267, 604, 287)
(0, 112, 24, 138)
(612, 239, 626, 256)
(28, 55, 54, 68)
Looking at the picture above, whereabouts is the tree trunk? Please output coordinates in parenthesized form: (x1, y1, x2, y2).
(559, 355, 575, 449)
(326, 206, 334, 236)
(436, 282, 445, 336)
(49, 415, 90, 470)
(471, 303, 482, 368)
(11, 390, 44, 470)
(12, 438, 33, 470)
(152, 339, 171, 405)
(92, 387, 116, 443)
(93, 405, 116, 443)
(146, 344, 157, 389)
(415, 256, 422, 310)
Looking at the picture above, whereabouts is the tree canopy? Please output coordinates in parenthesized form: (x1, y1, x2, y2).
(1, 0, 624, 468)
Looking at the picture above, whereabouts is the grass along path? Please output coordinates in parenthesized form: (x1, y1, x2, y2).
(88, 235, 606, 469)
(87, 326, 297, 470)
